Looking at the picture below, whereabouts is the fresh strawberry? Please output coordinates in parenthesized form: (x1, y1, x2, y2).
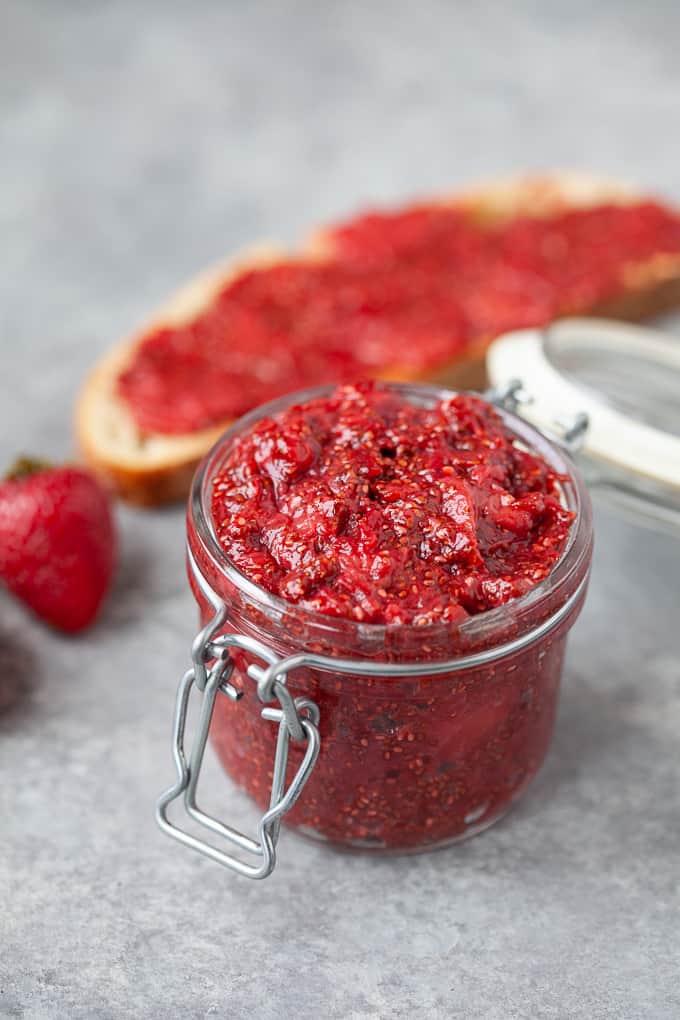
(0, 458, 117, 633)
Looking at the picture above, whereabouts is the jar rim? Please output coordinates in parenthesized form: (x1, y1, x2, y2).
(188, 381, 593, 653)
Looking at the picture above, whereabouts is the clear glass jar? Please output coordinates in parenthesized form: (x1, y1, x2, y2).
(182, 384, 593, 857)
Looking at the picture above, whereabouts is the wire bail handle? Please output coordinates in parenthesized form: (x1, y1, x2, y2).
(155, 552, 321, 880)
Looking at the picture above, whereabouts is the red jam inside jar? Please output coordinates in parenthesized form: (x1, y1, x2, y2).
(188, 382, 593, 851)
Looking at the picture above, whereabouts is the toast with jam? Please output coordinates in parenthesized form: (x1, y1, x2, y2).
(76, 173, 680, 505)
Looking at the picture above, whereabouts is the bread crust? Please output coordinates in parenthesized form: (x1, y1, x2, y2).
(76, 173, 680, 506)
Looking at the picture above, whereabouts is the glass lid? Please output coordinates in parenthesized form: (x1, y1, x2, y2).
(486, 318, 680, 530)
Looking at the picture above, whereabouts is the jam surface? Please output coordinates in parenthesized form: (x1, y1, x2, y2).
(210, 382, 574, 625)
(118, 199, 680, 434)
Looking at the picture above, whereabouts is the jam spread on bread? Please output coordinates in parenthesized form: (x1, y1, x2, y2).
(117, 200, 680, 434)
(210, 382, 574, 624)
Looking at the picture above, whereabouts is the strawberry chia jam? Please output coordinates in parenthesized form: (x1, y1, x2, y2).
(187, 383, 593, 850)
(119, 200, 680, 434)
(211, 383, 574, 623)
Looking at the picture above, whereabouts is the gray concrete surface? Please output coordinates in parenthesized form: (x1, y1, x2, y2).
(1, 1, 680, 1017)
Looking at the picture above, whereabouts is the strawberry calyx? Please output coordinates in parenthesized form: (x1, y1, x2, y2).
(5, 456, 53, 481)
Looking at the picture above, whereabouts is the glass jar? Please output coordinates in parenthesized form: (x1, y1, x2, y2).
(157, 381, 593, 878)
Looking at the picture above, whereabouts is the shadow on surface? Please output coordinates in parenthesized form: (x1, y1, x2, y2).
(0, 620, 40, 722)
(101, 507, 186, 630)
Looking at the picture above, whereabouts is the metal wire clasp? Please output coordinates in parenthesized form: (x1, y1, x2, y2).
(485, 378, 589, 455)
(155, 566, 321, 880)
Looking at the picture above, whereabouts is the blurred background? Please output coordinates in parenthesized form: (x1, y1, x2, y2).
(2, 3, 680, 1019)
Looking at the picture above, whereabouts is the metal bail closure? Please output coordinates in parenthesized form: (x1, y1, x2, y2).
(486, 318, 680, 530)
(156, 596, 321, 880)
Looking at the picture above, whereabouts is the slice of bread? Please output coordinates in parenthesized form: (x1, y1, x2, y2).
(76, 173, 680, 506)
(75, 246, 288, 505)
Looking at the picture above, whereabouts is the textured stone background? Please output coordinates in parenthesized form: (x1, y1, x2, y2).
(1, 2, 679, 1018)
